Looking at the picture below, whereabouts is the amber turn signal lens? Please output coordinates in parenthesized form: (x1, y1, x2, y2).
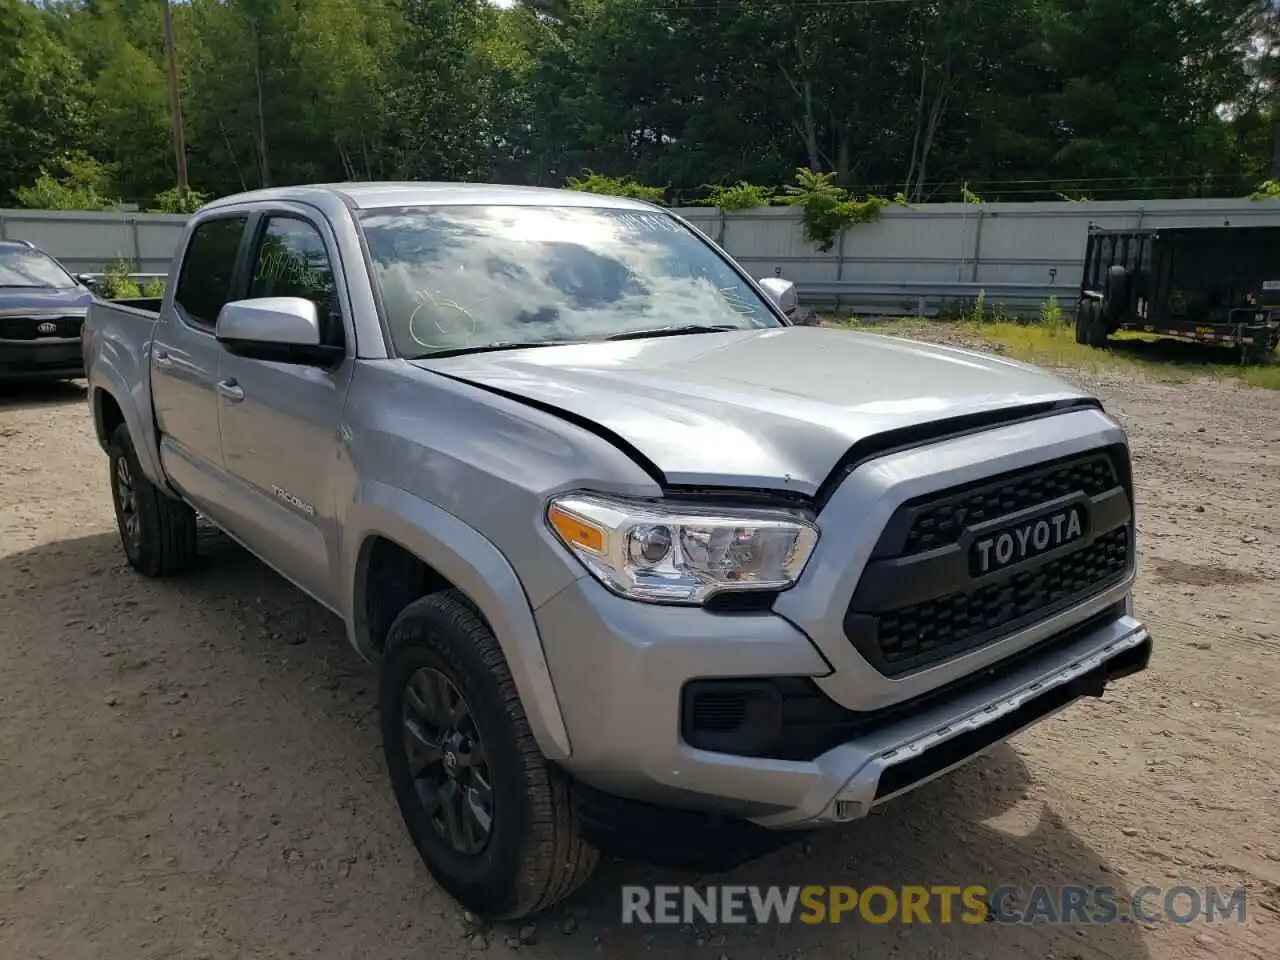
(548, 503, 606, 554)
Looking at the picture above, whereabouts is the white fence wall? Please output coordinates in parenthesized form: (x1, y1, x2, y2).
(0, 208, 188, 275)
(6, 197, 1280, 303)
(672, 198, 1280, 293)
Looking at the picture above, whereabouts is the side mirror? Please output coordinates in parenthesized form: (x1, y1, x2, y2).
(75, 273, 95, 287)
(215, 296, 342, 366)
(758, 277, 799, 317)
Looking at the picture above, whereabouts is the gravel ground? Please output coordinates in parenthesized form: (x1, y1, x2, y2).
(0, 343, 1277, 960)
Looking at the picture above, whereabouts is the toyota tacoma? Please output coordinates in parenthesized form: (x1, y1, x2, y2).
(82, 183, 1151, 919)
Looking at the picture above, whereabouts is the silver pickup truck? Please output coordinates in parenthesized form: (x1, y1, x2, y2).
(83, 183, 1152, 920)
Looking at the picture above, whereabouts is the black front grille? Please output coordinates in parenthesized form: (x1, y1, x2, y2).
(846, 446, 1134, 677)
(899, 453, 1118, 556)
(0, 315, 85, 340)
(875, 527, 1129, 670)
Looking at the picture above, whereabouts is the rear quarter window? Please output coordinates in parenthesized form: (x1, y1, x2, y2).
(174, 216, 248, 327)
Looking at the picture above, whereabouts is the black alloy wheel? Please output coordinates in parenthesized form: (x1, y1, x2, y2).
(106, 423, 198, 577)
(379, 591, 598, 919)
(113, 452, 141, 555)
(401, 667, 495, 856)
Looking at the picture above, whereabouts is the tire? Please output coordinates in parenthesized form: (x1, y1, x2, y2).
(380, 591, 598, 920)
(1243, 338, 1272, 365)
(1074, 304, 1089, 344)
(108, 423, 198, 577)
(1103, 265, 1130, 313)
(1084, 300, 1108, 348)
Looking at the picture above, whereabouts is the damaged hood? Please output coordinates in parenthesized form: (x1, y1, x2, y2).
(415, 326, 1094, 496)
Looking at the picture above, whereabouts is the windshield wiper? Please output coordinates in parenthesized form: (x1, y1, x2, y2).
(419, 339, 583, 359)
(419, 325, 742, 358)
(605, 324, 740, 342)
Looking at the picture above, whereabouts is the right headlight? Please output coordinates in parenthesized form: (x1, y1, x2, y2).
(546, 493, 819, 605)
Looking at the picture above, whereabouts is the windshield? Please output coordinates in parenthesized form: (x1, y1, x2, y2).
(357, 204, 781, 357)
(0, 247, 77, 289)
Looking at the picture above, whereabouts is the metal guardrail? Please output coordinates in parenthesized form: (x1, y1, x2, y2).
(76, 275, 1073, 319)
(795, 280, 1080, 316)
(78, 272, 167, 283)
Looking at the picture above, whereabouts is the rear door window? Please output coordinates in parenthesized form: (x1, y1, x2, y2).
(174, 216, 248, 328)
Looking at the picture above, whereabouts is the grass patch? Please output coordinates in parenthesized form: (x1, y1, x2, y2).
(1241, 363, 1280, 390)
(834, 313, 1280, 391)
(968, 319, 1188, 380)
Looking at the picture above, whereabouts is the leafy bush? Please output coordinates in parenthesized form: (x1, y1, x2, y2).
(1250, 180, 1280, 200)
(705, 181, 774, 210)
(96, 258, 143, 299)
(1039, 296, 1066, 327)
(14, 152, 121, 211)
(778, 168, 887, 252)
(966, 288, 987, 323)
(565, 170, 666, 204)
(95, 264, 163, 300)
(149, 186, 208, 214)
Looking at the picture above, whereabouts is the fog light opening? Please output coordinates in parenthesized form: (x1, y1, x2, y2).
(832, 799, 863, 822)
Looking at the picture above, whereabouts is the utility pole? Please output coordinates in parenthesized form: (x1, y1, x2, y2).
(162, 0, 189, 190)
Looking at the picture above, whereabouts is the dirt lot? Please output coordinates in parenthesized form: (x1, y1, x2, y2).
(1, 336, 1277, 960)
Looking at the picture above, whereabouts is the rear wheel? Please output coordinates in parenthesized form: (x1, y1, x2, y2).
(108, 423, 198, 577)
(380, 592, 598, 919)
(1103, 265, 1130, 317)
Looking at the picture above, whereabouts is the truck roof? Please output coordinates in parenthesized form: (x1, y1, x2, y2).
(200, 181, 661, 214)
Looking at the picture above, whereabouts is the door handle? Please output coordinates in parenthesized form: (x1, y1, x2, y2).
(154, 350, 172, 368)
(216, 378, 245, 402)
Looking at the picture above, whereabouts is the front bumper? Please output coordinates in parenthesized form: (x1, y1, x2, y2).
(758, 613, 1149, 827)
(0, 338, 84, 380)
(538, 575, 1149, 828)
(534, 405, 1149, 830)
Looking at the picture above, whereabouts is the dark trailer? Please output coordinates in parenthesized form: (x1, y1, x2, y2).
(1074, 225, 1280, 362)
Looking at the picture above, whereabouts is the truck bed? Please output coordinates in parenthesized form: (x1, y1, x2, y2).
(104, 296, 164, 315)
(82, 297, 164, 477)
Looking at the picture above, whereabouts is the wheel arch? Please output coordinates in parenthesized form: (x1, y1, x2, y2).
(344, 481, 573, 761)
(89, 378, 171, 493)
(93, 387, 126, 452)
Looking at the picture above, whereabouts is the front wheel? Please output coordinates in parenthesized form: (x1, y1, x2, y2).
(1074, 303, 1089, 344)
(1243, 335, 1276, 365)
(1082, 300, 1108, 347)
(108, 423, 198, 577)
(380, 592, 598, 919)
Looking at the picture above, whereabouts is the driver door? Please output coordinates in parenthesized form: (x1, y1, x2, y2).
(215, 211, 353, 608)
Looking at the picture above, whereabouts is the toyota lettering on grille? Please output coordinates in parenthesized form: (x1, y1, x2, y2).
(971, 503, 1087, 576)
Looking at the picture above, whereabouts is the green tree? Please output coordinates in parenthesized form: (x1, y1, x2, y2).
(4, 0, 1275, 208)
(385, 0, 495, 180)
(0, 0, 90, 202)
(180, 0, 400, 195)
(14, 150, 120, 210)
